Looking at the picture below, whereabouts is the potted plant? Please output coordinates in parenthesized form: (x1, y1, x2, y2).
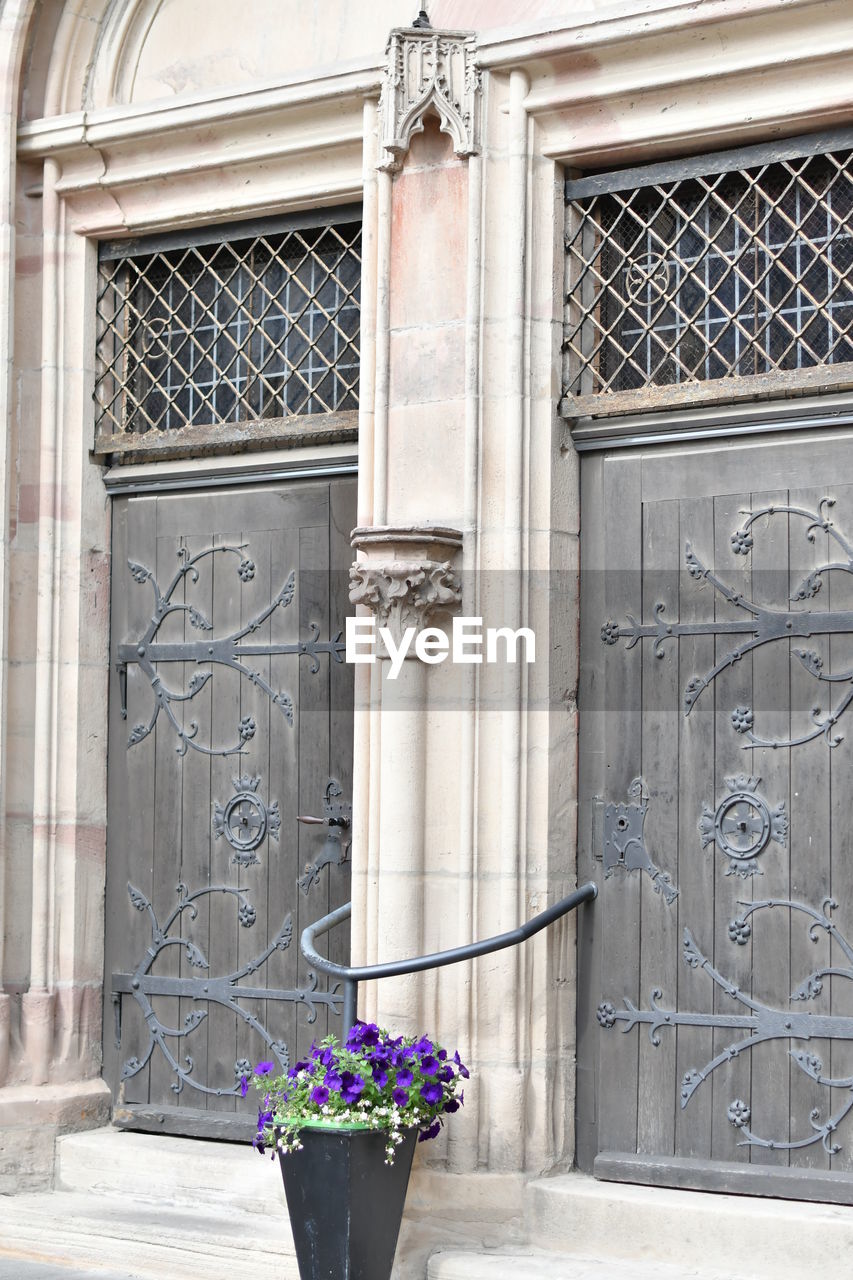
(245, 1020, 469, 1280)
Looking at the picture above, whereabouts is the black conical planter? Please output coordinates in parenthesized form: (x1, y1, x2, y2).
(279, 1124, 418, 1280)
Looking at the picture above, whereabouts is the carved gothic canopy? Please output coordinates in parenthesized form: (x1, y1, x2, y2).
(380, 26, 481, 170)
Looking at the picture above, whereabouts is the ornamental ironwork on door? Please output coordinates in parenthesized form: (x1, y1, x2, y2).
(104, 477, 355, 1138)
(576, 433, 853, 1203)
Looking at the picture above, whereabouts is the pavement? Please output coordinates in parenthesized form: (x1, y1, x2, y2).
(0, 1265, 137, 1279)
(0, 1129, 293, 1280)
(0, 1128, 820, 1280)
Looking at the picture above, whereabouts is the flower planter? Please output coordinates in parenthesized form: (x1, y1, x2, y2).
(278, 1122, 418, 1280)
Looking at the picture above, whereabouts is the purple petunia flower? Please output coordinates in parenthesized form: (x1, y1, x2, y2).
(311, 1085, 330, 1106)
(395, 1067, 413, 1088)
(371, 1064, 389, 1088)
(413, 1036, 434, 1055)
(443, 1098, 460, 1113)
(325, 1068, 342, 1092)
(392, 1087, 409, 1107)
(420, 1080, 442, 1105)
(346, 1020, 380, 1050)
(240, 1075, 249, 1098)
(438, 1065, 454, 1084)
(418, 1119, 442, 1142)
(454, 1051, 470, 1079)
(254, 1061, 275, 1076)
(340, 1071, 365, 1104)
(257, 1108, 274, 1129)
(419, 1054, 439, 1076)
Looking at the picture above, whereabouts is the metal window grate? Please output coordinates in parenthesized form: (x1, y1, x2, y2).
(563, 134, 853, 418)
(95, 213, 361, 440)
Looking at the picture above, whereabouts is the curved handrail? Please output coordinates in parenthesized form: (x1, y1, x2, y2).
(301, 882, 598, 1033)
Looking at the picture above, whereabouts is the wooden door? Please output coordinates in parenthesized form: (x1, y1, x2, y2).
(576, 428, 853, 1202)
(103, 476, 355, 1138)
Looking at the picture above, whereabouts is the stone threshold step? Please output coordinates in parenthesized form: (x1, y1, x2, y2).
(428, 1252, 736, 1280)
(526, 1172, 853, 1280)
(56, 1128, 283, 1216)
(0, 1190, 296, 1280)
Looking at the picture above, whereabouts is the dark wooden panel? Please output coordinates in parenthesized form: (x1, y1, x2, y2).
(581, 433, 853, 1199)
(104, 477, 355, 1135)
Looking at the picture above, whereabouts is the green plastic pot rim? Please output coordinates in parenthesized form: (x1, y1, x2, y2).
(276, 1117, 375, 1132)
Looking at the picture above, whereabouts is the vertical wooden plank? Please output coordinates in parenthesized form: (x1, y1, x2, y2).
(575, 453, 607, 1173)
(118, 496, 158, 1109)
(827, 483, 853, 1177)
(710, 491, 754, 1164)
(675, 492, 716, 1161)
(175, 521, 214, 1113)
(233, 522, 274, 1084)
(267, 514, 303, 1076)
(328, 481, 356, 970)
(637, 496, 680, 1156)
(206, 507, 246, 1115)
(102, 495, 126, 1099)
(296, 508, 333, 1058)
(748, 489, 791, 1167)
(597, 454, 643, 1156)
(103, 498, 140, 1103)
(147, 518, 185, 1112)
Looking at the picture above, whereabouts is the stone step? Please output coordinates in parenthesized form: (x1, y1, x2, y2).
(428, 1251, 734, 1280)
(0, 1189, 296, 1280)
(56, 1127, 285, 1216)
(525, 1173, 853, 1280)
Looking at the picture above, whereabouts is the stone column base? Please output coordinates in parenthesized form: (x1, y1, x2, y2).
(0, 1078, 111, 1193)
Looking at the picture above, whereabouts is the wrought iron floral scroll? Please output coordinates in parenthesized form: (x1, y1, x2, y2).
(116, 542, 345, 757)
(598, 897, 853, 1155)
(111, 881, 341, 1099)
(601, 498, 853, 751)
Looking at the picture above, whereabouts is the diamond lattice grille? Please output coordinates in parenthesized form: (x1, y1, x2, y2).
(563, 148, 853, 413)
(95, 219, 361, 436)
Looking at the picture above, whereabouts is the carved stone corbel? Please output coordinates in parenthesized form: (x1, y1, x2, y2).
(349, 525, 463, 645)
(379, 26, 481, 171)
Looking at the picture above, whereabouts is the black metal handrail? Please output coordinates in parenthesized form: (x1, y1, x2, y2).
(301, 882, 598, 1034)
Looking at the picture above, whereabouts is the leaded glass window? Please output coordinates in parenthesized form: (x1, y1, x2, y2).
(563, 133, 853, 418)
(95, 209, 361, 449)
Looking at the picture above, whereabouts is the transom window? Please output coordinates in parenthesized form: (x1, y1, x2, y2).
(562, 131, 853, 418)
(94, 208, 361, 453)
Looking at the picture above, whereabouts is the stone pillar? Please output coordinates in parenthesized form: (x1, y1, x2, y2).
(349, 526, 463, 1032)
(352, 19, 574, 1185)
(348, 18, 492, 1178)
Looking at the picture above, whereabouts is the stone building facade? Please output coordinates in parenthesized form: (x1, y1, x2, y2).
(2, 1, 853, 1275)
